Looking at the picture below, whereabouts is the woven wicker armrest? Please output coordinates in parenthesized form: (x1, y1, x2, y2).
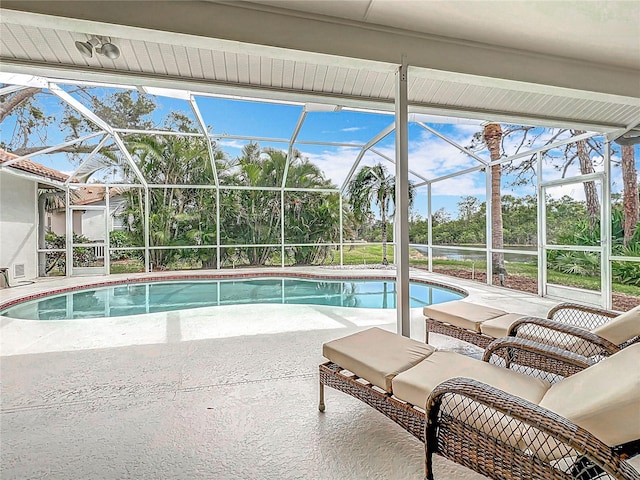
(508, 316, 621, 357)
(424, 377, 640, 480)
(482, 336, 594, 381)
(547, 302, 619, 329)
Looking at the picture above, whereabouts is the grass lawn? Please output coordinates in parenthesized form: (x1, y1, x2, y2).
(107, 244, 639, 298)
(344, 245, 640, 297)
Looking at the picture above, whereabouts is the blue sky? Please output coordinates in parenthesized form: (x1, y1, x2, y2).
(1, 85, 638, 219)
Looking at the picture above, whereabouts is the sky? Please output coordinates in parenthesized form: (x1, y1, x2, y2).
(1, 82, 638, 220)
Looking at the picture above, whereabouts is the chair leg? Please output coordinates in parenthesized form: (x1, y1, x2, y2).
(319, 381, 326, 412)
(424, 451, 434, 480)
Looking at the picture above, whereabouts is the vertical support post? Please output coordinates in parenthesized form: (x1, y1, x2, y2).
(281, 190, 286, 268)
(65, 188, 72, 277)
(105, 186, 110, 275)
(427, 182, 433, 272)
(216, 188, 221, 269)
(395, 61, 410, 337)
(536, 151, 545, 296)
(485, 167, 493, 285)
(144, 186, 150, 273)
(339, 195, 344, 266)
(602, 141, 612, 309)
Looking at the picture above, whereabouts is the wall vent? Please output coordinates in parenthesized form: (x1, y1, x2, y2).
(13, 263, 25, 278)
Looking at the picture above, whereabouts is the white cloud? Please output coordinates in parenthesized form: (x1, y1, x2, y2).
(431, 175, 486, 196)
(341, 126, 365, 132)
(217, 139, 246, 151)
(298, 146, 361, 188)
(299, 126, 492, 188)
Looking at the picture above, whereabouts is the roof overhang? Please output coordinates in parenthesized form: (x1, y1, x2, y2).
(1, 1, 639, 138)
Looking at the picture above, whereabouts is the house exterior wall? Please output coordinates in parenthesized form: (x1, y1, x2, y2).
(81, 209, 106, 241)
(47, 196, 124, 239)
(49, 210, 66, 235)
(0, 171, 37, 283)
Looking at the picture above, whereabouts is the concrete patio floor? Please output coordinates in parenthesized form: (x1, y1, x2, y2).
(0, 268, 574, 479)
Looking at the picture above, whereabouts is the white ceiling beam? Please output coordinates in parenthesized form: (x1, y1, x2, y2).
(2, 59, 633, 134)
(2, 3, 637, 98)
(606, 117, 640, 143)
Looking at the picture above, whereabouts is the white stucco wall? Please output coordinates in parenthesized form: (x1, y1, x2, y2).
(81, 209, 106, 241)
(0, 171, 37, 283)
(47, 210, 66, 236)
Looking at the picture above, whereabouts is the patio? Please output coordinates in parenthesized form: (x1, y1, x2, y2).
(1, 2, 639, 478)
(1, 268, 562, 480)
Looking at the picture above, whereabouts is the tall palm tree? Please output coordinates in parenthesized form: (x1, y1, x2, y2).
(621, 145, 638, 247)
(348, 163, 415, 265)
(483, 123, 506, 276)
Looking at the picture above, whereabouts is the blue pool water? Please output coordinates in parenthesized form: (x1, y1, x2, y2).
(0, 278, 465, 320)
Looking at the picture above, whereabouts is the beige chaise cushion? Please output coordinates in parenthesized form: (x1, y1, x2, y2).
(592, 305, 640, 346)
(480, 313, 526, 338)
(423, 301, 506, 333)
(322, 327, 435, 393)
(538, 343, 640, 447)
(391, 350, 551, 409)
(393, 350, 551, 446)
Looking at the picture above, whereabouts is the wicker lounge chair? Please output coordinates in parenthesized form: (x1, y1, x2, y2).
(319, 328, 640, 480)
(424, 301, 640, 358)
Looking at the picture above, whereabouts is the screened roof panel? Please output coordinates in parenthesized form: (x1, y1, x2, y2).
(57, 85, 158, 131)
(195, 96, 302, 139)
(407, 128, 483, 182)
(291, 144, 359, 189)
(75, 137, 143, 185)
(296, 110, 392, 144)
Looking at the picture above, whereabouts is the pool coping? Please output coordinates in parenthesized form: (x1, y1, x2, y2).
(0, 270, 468, 313)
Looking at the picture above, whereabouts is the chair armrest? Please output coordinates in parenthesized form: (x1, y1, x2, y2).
(547, 302, 619, 329)
(424, 377, 640, 480)
(509, 316, 621, 357)
(482, 336, 594, 381)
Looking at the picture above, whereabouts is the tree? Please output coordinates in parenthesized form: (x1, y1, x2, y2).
(2, 88, 156, 158)
(0, 87, 42, 123)
(573, 130, 600, 230)
(121, 116, 218, 268)
(483, 123, 506, 275)
(621, 145, 639, 246)
(348, 163, 415, 265)
(219, 144, 341, 266)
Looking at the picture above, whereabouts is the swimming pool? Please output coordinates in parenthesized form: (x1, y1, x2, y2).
(0, 277, 465, 320)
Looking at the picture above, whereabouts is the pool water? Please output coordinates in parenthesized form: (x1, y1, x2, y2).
(0, 278, 464, 320)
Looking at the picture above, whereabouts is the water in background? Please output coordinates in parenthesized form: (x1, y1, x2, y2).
(416, 245, 537, 263)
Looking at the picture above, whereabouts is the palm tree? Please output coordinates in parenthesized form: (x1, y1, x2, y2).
(347, 163, 415, 265)
(621, 145, 638, 246)
(483, 123, 506, 276)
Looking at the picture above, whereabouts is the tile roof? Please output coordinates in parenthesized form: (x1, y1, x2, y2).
(73, 186, 124, 205)
(0, 149, 70, 183)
